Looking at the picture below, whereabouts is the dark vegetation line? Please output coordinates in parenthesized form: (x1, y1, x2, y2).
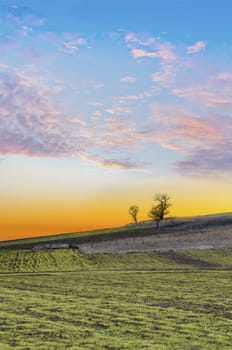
(0, 268, 230, 276)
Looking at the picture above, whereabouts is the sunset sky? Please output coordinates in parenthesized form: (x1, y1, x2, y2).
(0, 0, 232, 240)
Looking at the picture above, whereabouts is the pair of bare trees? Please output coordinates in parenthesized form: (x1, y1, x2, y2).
(128, 193, 171, 225)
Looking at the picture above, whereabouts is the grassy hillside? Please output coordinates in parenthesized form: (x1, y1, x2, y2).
(0, 248, 232, 273)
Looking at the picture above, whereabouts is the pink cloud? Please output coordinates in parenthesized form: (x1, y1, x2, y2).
(104, 106, 131, 115)
(125, 32, 176, 62)
(103, 118, 135, 134)
(82, 116, 136, 148)
(118, 92, 152, 104)
(147, 103, 232, 176)
(150, 104, 221, 151)
(155, 42, 176, 61)
(152, 65, 176, 86)
(131, 45, 176, 61)
(186, 41, 206, 54)
(0, 72, 86, 158)
(131, 49, 159, 58)
(208, 71, 232, 93)
(125, 32, 156, 47)
(0, 71, 144, 170)
(173, 86, 232, 106)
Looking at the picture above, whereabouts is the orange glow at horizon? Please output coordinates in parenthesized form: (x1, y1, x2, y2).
(1, 178, 231, 241)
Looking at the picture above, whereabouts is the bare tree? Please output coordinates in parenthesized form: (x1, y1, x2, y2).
(148, 193, 171, 225)
(128, 205, 139, 223)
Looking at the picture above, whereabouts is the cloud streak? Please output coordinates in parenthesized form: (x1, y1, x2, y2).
(84, 156, 143, 170)
(186, 41, 206, 54)
(62, 38, 86, 53)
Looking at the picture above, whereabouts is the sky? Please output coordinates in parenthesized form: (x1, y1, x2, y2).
(0, 0, 232, 240)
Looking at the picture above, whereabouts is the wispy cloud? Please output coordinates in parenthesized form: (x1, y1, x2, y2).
(173, 86, 231, 106)
(62, 37, 86, 53)
(154, 42, 177, 61)
(150, 104, 220, 150)
(124, 31, 179, 91)
(0, 71, 143, 170)
(36, 31, 88, 55)
(125, 32, 176, 62)
(102, 118, 135, 134)
(81, 154, 143, 170)
(120, 76, 137, 83)
(103, 91, 152, 119)
(118, 92, 152, 104)
(186, 41, 206, 54)
(0, 71, 85, 158)
(152, 65, 176, 86)
(125, 32, 156, 47)
(104, 106, 131, 115)
(97, 159, 143, 170)
(149, 104, 232, 175)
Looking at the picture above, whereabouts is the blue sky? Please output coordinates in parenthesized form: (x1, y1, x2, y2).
(0, 0, 232, 238)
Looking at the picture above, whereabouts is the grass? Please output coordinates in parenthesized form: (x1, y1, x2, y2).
(0, 248, 232, 272)
(0, 248, 232, 349)
(0, 270, 232, 349)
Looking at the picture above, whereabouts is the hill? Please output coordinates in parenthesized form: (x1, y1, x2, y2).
(0, 213, 232, 273)
(0, 212, 232, 253)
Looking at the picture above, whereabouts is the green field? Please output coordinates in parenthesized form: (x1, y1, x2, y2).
(0, 248, 232, 272)
(0, 269, 232, 350)
(0, 248, 232, 349)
